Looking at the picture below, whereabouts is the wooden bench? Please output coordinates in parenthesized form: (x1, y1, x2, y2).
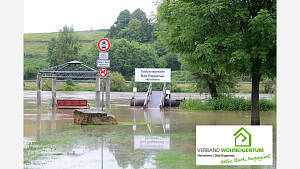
(56, 99, 90, 109)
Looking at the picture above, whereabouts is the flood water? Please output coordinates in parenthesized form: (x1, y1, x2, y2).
(24, 91, 276, 169)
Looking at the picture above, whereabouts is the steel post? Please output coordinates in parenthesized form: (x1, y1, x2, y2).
(52, 74, 56, 107)
(96, 75, 101, 110)
(106, 76, 110, 109)
(102, 77, 105, 111)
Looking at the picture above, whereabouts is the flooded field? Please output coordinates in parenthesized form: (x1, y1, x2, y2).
(24, 90, 276, 169)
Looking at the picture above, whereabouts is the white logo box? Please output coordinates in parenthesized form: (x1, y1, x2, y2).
(196, 125, 273, 165)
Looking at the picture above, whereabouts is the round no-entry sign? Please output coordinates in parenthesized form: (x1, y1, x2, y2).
(99, 68, 108, 77)
(98, 38, 110, 52)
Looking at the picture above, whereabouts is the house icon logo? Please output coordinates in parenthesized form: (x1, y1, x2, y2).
(233, 127, 251, 147)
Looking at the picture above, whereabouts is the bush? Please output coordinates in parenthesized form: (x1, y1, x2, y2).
(179, 99, 211, 111)
(207, 97, 251, 111)
(134, 82, 149, 92)
(42, 79, 52, 91)
(259, 99, 276, 111)
(262, 81, 275, 94)
(65, 79, 76, 86)
(64, 85, 74, 91)
(24, 66, 39, 80)
(110, 72, 126, 92)
(180, 96, 276, 111)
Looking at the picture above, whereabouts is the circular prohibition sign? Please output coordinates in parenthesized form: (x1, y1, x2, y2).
(98, 68, 108, 78)
(98, 38, 110, 52)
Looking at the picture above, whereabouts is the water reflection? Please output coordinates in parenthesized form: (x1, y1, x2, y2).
(50, 106, 56, 134)
(36, 106, 41, 141)
(133, 108, 170, 150)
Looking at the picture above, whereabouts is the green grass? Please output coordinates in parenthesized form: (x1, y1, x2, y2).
(24, 56, 49, 67)
(180, 97, 276, 111)
(69, 121, 157, 127)
(24, 29, 108, 41)
(155, 151, 195, 169)
(24, 43, 48, 56)
(24, 140, 58, 165)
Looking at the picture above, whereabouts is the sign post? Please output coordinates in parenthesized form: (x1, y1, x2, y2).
(99, 68, 108, 111)
(133, 85, 137, 107)
(97, 38, 110, 112)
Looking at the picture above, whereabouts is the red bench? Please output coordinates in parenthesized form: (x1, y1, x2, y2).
(56, 99, 90, 109)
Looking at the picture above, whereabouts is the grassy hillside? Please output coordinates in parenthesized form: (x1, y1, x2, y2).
(24, 29, 108, 57)
(24, 29, 108, 80)
(24, 29, 108, 41)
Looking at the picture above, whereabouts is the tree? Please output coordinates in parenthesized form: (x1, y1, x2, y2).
(47, 26, 80, 66)
(107, 10, 131, 38)
(116, 19, 144, 42)
(109, 39, 161, 79)
(157, 0, 239, 99)
(163, 53, 181, 71)
(131, 8, 147, 23)
(157, 0, 276, 124)
(110, 72, 126, 92)
(107, 9, 154, 43)
(153, 40, 181, 71)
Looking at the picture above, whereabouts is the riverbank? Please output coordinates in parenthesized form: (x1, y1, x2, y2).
(24, 81, 274, 94)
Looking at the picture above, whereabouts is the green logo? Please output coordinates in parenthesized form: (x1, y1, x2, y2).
(233, 127, 251, 147)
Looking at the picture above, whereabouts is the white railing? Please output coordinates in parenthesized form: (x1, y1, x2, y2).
(143, 82, 152, 108)
(160, 83, 167, 108)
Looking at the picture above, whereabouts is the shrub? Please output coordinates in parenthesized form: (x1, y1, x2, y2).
(42, 79, 52, 91)
(179, 99, 211, 111)
(65, 79, 76, 86)
(110, 72, 126, 92)
(259, 99, 276, 111)
(24, 66, 39, 80)
(64, 85, 74, 91)
(180, 96, 276, 111)
(207, 97, 251, 111)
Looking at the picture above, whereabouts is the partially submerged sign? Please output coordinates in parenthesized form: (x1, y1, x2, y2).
(135, 68, 171, 82)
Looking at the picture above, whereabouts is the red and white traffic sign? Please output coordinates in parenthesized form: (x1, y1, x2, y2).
(98, 38, 110, 52)
(98, 68, 108, 77)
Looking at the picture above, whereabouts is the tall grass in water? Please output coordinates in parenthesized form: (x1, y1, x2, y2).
(180, 96, 276, 111)
(179, 99, 212, 111)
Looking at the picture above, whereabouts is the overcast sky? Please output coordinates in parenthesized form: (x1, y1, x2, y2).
(24, 0, 158, 33)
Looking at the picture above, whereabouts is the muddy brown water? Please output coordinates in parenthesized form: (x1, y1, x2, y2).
(24, 91, 276, 169)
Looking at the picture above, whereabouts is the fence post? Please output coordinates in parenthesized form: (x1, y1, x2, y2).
(36, 73, 42, 141)
(37, 73, 42, 109)
(52, 74, 56, 107)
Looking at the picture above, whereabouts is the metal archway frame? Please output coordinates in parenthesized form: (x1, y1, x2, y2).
(36, 60, 110, 109)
